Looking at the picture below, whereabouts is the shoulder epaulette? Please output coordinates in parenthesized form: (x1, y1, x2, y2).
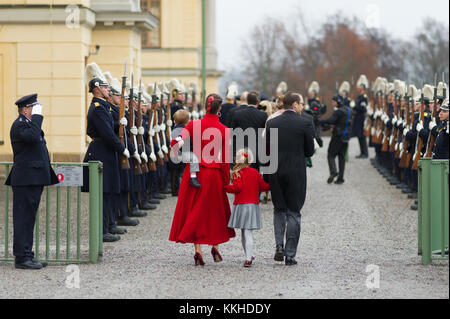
(94, 102, 100, 107)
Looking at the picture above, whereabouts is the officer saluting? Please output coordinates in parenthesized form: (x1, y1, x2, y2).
(5, 94, 59, 269)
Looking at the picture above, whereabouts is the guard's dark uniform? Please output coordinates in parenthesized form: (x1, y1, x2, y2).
(433, 120, 449, 159)
(82, 97, 125, 235)
(5, 94, 58, 266)
(351, 93, 369, 157)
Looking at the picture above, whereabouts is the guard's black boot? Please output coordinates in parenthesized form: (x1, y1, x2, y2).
(327, 173, 339, 184)
(396, 183, 406, 189)
(109, 225, 127, 235)
(153, 193, 166, 200)
(139, 201, 157, 211)
(356, 154, 368, 159)
(128, 208, 148, 218)
(103, 233, 120, 242)
(402, 188, 414, 194)
(15, 259, 43, 270)
(161, 187, 172, 195)
(274, 245, 284, 262)
(334, 179, 345, 185)
(410, 204, 418, 211)
(189, 177, 202, 188)
(147, 197, 160, 205)
(117, 216, 139, 226)
(408, 193, 418, 199)
(285, 257, 298, 266)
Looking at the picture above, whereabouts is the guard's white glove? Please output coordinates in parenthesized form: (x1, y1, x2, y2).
(157, 150, 164, 159)
(371, 127, 376, 136)
(149, 128, 155, 137)
(397, 119, 403, 127)
(383, 117, 389, 125)
(392, 116, 398, 126)
(138, 126, 145, 135)
(395, 142, 399, 151)
(166, 120, 173, 127)
(150, 152, 157, 162)
(160, 123, 166, 131)
(130, 126, 138, 136)
(416, 122, 423, 132)
(133, 151, 141, 164)
(367, 108, 374, 117)
(389, 135, 394, 145)
(399, 142, 403, 150)
(162, 145, 169, 154)
(313, 138, 320, 152)
(154, 125, 160, 133)
(32, 103, 43, 115)
(141, 152, 148, 163)
(429, 119, 437, 131)
(120, 117, 128, 126)
(375, 110, 382, 119)
(199, 110, 205, 117)
(403, 128, 409, 136)
(122, 149, 130, 159)
(192, 111, 200, 120)
(350, 101, 356, 108)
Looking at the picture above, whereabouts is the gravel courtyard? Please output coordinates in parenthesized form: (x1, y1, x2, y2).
(0, 137, 448, 299)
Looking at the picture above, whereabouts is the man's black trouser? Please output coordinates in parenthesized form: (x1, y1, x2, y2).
(328, 136, 349, 181)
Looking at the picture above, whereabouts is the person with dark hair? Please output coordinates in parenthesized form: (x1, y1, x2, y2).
(230, 91, 268, 170)
(5, 94, 59, 269)
(265, 92, 315, 266)
(169, 94, 236, 266)
(319, 94, 352, 185)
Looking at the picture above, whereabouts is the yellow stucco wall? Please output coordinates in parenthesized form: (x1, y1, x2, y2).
(2, 0, 91, 6)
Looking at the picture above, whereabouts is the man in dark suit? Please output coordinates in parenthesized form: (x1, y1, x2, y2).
(5, 93, 59, 269)
(230, 91, 268, 168)
(265, 92, 315, 266)
(226, 91, 248, 127)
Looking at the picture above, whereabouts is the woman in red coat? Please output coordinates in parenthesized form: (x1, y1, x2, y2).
(169, 94, 236, 266)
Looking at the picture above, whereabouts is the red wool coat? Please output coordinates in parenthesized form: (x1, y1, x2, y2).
(225, 167, 270, 205)
(169, 114, 236, 245)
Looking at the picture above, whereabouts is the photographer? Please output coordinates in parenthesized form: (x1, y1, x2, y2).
(319, 95, 352, 185)
(305, 81, 327, 148)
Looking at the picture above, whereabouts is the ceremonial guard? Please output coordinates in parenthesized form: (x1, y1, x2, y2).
(351, 75, 370, 159)
(82, 63, 128, 243)
(432, 98, 449, 160)
(305, 81, 325, 148)
(169, 79, 185, 122)
(5, 94, 59, 269)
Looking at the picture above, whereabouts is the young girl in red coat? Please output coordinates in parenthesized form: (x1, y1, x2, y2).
(225, 149, 270, 267)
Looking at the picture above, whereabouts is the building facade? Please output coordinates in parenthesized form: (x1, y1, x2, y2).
(0, 0, 220, 162)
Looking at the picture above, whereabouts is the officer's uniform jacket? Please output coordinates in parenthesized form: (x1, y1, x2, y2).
(351, 93, 368, 138)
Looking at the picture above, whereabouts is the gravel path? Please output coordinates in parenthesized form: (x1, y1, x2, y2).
(0, 137, 448, 299)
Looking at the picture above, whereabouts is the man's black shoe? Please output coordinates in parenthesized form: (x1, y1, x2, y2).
(396, 183, 406, 189)
(334, 179, 345, 185)
(408, 193, 418, 199)
(103, 233, 120, 242)
(139, 202, 157, 211)
(402, 188, 414, 194)
(285, 257, 298, 266)
(117, 216, 139, 227)
(109, 226, 127, 235)
(411, 204, 418, 211)
(274, 245, 284, 262)
(153, 193, 166, 200)
(161, 188, 172, 195)
(415, 199, 418, 204)
(356, 154, 368, 159)
(128, 208, 148, 218)
(189, 177, 202, 188)
(327, 173, 339, 184)
(15, 259, 43, 270)
(32, 258, 48, 268)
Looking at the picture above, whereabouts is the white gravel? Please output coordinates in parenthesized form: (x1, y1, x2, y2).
(0, 137, 448, 299)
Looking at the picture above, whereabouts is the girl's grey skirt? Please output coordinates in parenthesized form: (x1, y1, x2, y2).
(228, 203, 262, 230)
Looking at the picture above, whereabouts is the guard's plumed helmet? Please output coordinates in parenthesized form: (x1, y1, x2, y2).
(436, 82, 448, 102)
(308, 81, 320, 95)
(168, 78, 185, 97)
(85, 62, 108, 93)
(394, 80, 406, 98)
(276, 81, 288, 95)
(103, 72, 121, 96)
(339, 81, 351, 94)
(387, 82, 395, 94)
(422, 84, 434, 104)
(226, 82, 239, 100)
(357, 75, 369, 89)
(408, 84, 418, 99)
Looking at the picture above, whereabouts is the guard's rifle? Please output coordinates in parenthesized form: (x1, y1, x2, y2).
(395, 87, 407, 159)
(389, 93, 400, 153)
(153, 96, 165, 166)
(118, 61, 130, 170)
(136, 79, 149, 173)
(364, 83, 375, 137)
(381, 90, 391, 152)
(162, 86, 172, 146)
(370, 91, 380, 143)
(128, 75, 143, 175)
(425, 74, 441, 158)
(374, 89, 384, 144)
(157, 103, 169, 163)
(412, 84, 425, 170)
(147, 94, 157, 172)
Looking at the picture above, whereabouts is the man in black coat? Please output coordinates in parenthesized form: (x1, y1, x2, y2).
(265, 92, 315, 266)
(319, 95, 352, 185)
(5, 93, 59, 269)
(351, 75, 370, 158)
(230, 91, 268, 168)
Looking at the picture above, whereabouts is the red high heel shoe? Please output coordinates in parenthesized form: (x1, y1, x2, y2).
(211, 247, 223, 262)
(194, 252, 205, 266)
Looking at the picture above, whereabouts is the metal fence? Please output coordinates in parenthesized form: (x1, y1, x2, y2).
(0, 161, 103, 264)
(418, 159, 449, 265)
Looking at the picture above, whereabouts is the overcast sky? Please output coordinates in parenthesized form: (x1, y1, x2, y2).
(216, 0, 450, 70)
